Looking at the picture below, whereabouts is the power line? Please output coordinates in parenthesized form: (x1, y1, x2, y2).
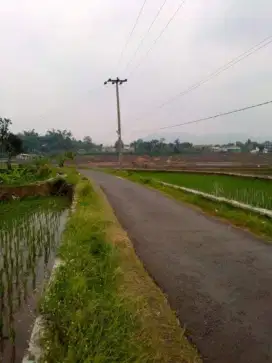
(135, 35, 272, 122)
(133, 35, 272, 122)
(123, 0, 168, 73)
(158, 99, 272, 130)
(128, 0, 186, 77)
(131, 100, 272, 136)
(117, 0, 148, 68)
(157, 35, 272, 110)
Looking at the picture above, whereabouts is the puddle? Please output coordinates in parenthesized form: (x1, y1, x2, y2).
(0, 197, 70, 363)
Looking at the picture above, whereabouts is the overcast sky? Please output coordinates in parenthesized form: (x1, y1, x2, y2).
(1, 0, 271, 144)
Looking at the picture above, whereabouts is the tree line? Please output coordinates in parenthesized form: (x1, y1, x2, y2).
(19, 131, 197, 155)
(17, 129, 101, 154)
(130, 138, 194, 154)
(1, 117, 271, 165)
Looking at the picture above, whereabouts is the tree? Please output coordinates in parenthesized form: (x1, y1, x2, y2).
(43, 129, 73, 152)
(114, 139, 124, 151)
(174, 138, 180, 153)
(180, 142, 193, 150)
(6, 133, 23, 169)
(0, 118, 12, 155)
(19, 129, 40, 153)
(0, 118, 23, 169)
(83, 136, 92, 144)
(83, 136, 94, 151)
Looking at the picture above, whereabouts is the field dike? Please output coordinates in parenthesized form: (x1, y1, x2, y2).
(0, 176, 73, 201)
(23, 172, 201, 363)
(159, 181, 272, 219)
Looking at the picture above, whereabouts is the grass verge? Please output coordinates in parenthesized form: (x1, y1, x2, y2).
(107, 170, 272, 242)
(39, 170, 201, 362)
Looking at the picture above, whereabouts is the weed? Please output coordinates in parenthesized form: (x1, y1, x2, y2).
(40, 175, 201, 363)
(40, 180, 150, 363)
(140, 177, 152, 184)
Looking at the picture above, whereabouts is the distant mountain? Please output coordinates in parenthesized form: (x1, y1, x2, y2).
(143, 132, 271, 145)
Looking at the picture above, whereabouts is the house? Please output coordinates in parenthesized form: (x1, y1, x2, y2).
(210, 146, 226, 152)
(102, 146, 116, 153)
(123, 144, 135, 153)
(210, 145, 242, 153)
(225, 145, 241, 153)
(250, 147, 260, 154)
(263, 141, 272, 152)
(16, 153, 35, 160)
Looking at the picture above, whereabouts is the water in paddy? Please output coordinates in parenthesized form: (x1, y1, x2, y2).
(0, 197, 70, 363)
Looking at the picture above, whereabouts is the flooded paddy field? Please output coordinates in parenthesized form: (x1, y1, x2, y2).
(0, 197, 70, 363)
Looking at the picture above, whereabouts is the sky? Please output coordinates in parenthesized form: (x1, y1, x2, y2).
(0, 0, 271, 144)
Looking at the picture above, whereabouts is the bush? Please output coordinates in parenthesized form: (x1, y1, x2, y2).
(33, 156, 50, 167)
(140, 177, 151, 184)
(37, 164, 51, 178)
(57, 155, 66, 167)
(78, 181, 93, 197)
(65, 151, 76, 160)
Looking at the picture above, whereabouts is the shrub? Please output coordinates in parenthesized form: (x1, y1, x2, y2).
(37, 164, 51, 178)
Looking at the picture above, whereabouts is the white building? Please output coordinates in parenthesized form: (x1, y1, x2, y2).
(16, 153, 35, 160)
(123, 144, 135, 153)
(264, 141, 272, 152)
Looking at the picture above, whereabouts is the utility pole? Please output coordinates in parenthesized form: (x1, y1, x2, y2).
(104, 77, 127, 168)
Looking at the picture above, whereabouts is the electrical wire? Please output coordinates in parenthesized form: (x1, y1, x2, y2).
(123, 0, 168, 73)
(128, 0, 186, 76)
(132, 35, 272, 123)
(157, 35, 272, 110)
(117, 0, 148, 68)
(157, 100, 272, 130)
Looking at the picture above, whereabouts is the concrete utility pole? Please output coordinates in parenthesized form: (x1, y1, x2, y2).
(104, 77, 127, 168)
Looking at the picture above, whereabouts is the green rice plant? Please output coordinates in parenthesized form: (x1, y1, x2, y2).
(0, 197, 69, 362)
(132, 171, 272, 210)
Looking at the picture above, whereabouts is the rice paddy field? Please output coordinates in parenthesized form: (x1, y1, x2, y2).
(128, 171, 272, 210)
(0, 197, 69, 363)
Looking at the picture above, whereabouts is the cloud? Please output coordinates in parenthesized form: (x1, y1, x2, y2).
(0, 0, 271, 143)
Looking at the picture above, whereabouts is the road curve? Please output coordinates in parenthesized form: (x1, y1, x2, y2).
(81, 170, 272, 363)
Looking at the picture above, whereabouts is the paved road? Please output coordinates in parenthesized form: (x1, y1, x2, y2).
(82, 170, 272, 363)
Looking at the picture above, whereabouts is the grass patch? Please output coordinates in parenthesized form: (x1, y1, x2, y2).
(108, 170, 272, 241)
(119, 170, 272, 209)
(40, 171, 200, 362)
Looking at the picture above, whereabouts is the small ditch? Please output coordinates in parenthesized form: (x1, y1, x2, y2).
(0, 196, 71, 363)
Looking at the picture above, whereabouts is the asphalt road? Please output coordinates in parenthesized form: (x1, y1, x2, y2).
(82, 170, 272, 363)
